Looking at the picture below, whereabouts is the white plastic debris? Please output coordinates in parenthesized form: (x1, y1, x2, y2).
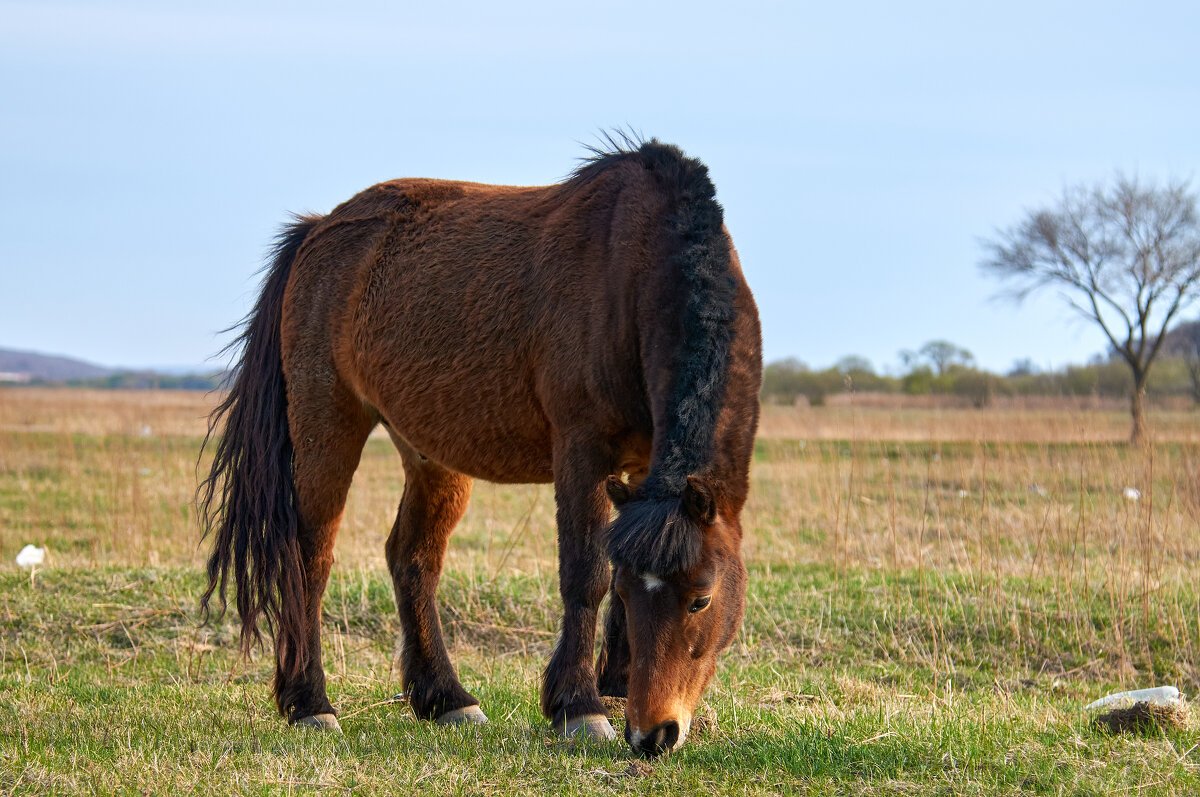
(15, 544, 45, 569)
(1123, 487, 1141, 501)
(1084, 686, 1181, 711)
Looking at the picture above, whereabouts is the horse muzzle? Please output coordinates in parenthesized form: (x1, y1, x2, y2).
(625, 715, 691, 757)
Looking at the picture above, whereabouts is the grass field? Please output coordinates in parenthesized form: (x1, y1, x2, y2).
(1, 388, 1198, 794)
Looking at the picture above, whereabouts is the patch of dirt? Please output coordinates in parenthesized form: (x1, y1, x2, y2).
(624, 760, 653, 778)
(1093, 702, 1189, 735)
(600, 695, 626, 717)
(759, 687, 819, 706)
(691, 701, 718, 735)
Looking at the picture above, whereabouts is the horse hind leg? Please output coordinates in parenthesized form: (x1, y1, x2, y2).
(278, 385, 375, 729)
(595, 577, 630, 699)
(596, 461, 644, 700)
(385, 435, 484, 723)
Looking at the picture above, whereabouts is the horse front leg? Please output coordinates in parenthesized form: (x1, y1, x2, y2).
(541, 437, 616, 740)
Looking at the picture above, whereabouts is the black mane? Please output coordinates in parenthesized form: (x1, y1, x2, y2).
(583, 136, 738, 573)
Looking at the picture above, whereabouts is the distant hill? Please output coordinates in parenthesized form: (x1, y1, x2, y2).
(0, 347, 114, 382)
(0, 347, 224, 390)
(1162, 320, 1200, 358)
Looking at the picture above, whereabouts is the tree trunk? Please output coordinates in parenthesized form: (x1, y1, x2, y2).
(1129, 374, 1148, 445)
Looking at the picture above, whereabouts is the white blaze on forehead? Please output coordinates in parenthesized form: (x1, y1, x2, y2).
(641, 572, 665, 591)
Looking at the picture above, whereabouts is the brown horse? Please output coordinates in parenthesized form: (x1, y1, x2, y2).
(199, 137, 762, 756)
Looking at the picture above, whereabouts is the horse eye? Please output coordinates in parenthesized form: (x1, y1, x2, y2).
(688, 595, 712, 614)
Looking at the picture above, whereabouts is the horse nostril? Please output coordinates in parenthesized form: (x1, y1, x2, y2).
(635, 720, 680, 757)
(657, 720, 680, 751)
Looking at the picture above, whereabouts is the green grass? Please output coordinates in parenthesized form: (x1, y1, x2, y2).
(2, 404, 1199, 794)
(1, 564, 1197, 795)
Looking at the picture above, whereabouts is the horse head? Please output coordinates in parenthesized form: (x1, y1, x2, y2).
(606, 474, 747, 756)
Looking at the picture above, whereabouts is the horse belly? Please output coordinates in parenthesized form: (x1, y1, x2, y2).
(386, 377, 555, 483)
(345, 312, 554, 484)
(330, 184, 591, 483)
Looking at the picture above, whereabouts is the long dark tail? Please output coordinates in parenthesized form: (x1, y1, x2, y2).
(198, 214, 320, 683)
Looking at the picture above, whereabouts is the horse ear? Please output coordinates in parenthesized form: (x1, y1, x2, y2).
(606, 475, 632, 507)
(683, 475, 717, 526)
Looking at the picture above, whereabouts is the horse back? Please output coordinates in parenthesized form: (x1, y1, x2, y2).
(279, 168, 662, 482)
(280, 151, 758, 488)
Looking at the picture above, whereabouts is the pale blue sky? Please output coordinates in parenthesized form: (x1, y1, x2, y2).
(2, 0, 1196, 373)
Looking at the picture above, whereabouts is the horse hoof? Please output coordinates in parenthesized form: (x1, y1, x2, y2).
(560, 713, 617, 741)
(435, 705, 489, 726)
(292, 713, 342, 732)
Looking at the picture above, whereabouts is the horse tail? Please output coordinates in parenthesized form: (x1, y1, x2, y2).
(198, 214, 321, 671)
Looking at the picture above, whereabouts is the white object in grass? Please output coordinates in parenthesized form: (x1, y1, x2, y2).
(1084, 686, 1181, 711)
(1123, 487, 1141, 501)
(15, 544, 45, 568)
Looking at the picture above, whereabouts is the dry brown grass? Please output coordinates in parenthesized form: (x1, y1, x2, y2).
(2, 388, 1198, 683)
(0, 387, 214, 437)
(759, 402, 1200, 443)
(3, 388, 1198, 579)
(3, 385, 1195, 443)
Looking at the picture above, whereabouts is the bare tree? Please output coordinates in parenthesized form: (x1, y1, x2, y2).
(981, 176, 1200, 443)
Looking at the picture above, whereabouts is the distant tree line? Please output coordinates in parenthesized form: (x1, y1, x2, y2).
(762, 331, 1200, 409)
(13, 371, 228, 390)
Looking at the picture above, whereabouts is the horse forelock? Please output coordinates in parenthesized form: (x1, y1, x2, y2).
(606, 497, 703, 575)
